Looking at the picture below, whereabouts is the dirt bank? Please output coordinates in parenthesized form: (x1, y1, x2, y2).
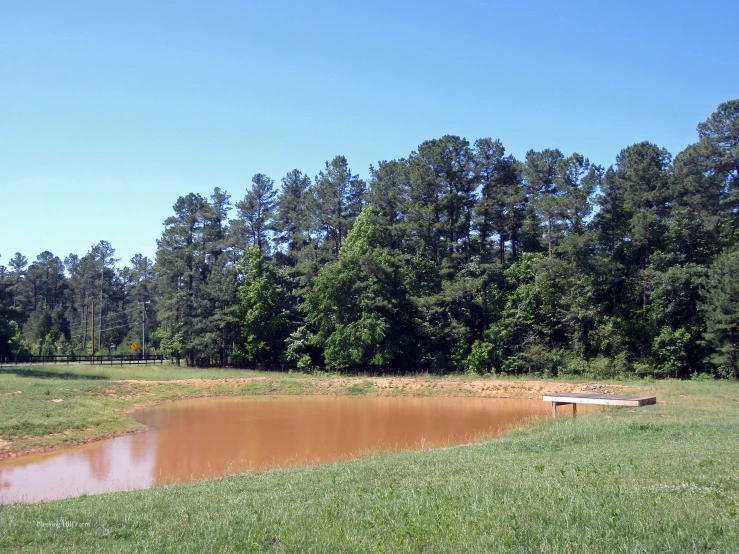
(0, 376, 630, 461)
(122, 376, 628, 398)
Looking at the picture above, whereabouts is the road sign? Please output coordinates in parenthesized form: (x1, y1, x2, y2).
(130, 343, 138, 350)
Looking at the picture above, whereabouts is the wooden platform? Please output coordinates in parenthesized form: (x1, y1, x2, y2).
(543, 392, 657, 416)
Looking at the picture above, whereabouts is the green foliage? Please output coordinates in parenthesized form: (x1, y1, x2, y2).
(39, 332, 57, 356)
(5, 99, 739, 376)
(234, 174, 276, 255)
(303, 208, 421, 370)
(0, 280, 23, 357)
(236, 246, 294, 363)
(3, 379, 739, 552)
(467, 339, 493, 375)
(296, 354, 314, 373)
(154, 326, 185, 359)
(559, 353, 629, 379)
(701, 248, 739, 379)
(312, 155, 366, 257)
(653, 327, 692, 376)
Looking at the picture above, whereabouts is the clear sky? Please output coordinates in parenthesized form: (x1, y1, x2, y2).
(1, 0, 737, 268)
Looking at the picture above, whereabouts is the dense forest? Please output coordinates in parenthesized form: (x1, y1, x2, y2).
(2, 100, 738, 378)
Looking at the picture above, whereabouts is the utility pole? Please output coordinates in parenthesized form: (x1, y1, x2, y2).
(82, 304, 88, 353)
(139, 301, 150, 359)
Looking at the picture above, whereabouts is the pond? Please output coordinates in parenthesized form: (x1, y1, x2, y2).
(0, 395, 554, 504)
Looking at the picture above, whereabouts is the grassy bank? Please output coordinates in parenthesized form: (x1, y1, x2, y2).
(1, 368, 738, 552)
(0, 365, 328, 457)
(0, 365, 589, 458)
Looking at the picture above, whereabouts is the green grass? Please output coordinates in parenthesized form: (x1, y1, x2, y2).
(346, 380, 378, 395)
(0, 364, 584, 455)
(0, 362, 283, 381)
(0, 366, 317, 453)
(1, 370, 738, 552)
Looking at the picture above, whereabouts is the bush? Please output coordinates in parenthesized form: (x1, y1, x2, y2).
(559, 353, 631, 379)
(633, 358, 662, 378)
(501, 340, 557, 377)
(39, 333, 57, 357)
(559, 353, 588, 377)
(467, 340, 493, 375)
(297, 354, 314, 374)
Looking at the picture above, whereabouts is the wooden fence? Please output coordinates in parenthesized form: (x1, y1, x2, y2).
(0, 354, 166, 366)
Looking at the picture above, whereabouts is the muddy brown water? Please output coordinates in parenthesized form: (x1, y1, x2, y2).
(0, 395, 560, 504)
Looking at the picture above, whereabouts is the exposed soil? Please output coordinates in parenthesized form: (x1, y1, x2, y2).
(1, 377, 631, 461)
(121, 376, 629, 398)
(0, 429, 149, 462)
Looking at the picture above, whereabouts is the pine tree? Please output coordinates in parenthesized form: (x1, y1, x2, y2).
(155, 193, 209, 365)
(554, 154, 600, 269)
(368, 158, 410, 250)
(701, 248, 739, 379)
(524, 149, 564, 258)
(313, 155, 366, 257)
(234, 174, 276, 256)
(417, 136, 474, 265)
(273, 169, 311, 263)
(472, 138, 522, 264)
(7, 253, 27, 308)
(696, 99, 739, 243)
(0, 260, 24, 358)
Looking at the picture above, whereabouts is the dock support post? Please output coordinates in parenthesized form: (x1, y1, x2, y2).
(552, 401, 577, 417)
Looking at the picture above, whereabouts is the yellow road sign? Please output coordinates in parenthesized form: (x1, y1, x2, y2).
(130, 342, 138, 350)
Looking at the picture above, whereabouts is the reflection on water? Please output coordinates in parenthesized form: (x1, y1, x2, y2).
(0, 395, 554, 503)
(0, 433, 157, 503)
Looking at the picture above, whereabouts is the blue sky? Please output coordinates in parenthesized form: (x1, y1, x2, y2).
(1, 0, 737, 268)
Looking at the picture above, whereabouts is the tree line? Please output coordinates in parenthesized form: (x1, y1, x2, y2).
(2, 99, 738, 378)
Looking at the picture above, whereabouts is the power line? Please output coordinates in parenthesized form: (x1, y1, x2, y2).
(102, 304, 145, 320)
(99, 305, 151, 328)
(68, 303, 150, 339)
(100, 314, 134, 327)
(69, 321, 135, 339)
(98, 322, 136, 334)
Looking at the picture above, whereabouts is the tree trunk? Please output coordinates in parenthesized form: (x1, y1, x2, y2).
(82, 307, 88, 353)
(610, 208, 617, 316)
(482, 281, 488, 330)
(642, 232, 651, 323)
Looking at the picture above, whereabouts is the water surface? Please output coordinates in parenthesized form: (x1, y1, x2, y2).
(0, 395, 552, 503)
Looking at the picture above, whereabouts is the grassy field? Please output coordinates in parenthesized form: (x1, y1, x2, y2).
(0, 365, 320, 456)
(1, 366, 738, 552)
(0, 364, 588, 458)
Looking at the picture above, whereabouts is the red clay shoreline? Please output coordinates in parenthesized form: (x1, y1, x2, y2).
(0, 377, 629, 462)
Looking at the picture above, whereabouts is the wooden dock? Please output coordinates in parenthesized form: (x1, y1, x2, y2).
(543, 392, 657, 416)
